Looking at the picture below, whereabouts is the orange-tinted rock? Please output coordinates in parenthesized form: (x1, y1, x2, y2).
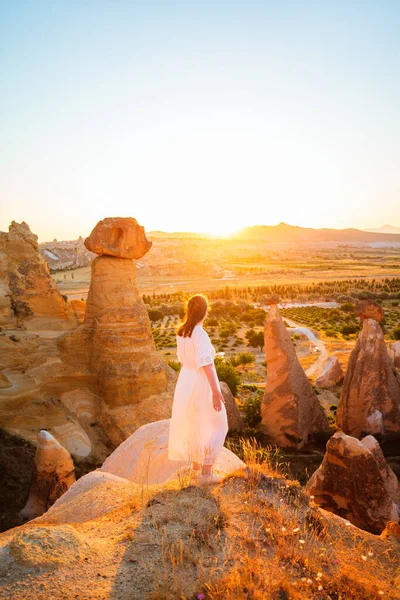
(220, 382, 244, 432)
(84, 217, 152, 259)
(336, 319, 400, 438)
(355, 300, 384, 323)
(0, 221, 77, 330)
(261, 304, 330, 448)
(381, 521, 400, 542)
(70, 299, 86, 323)
(19, 430, 76, 521)
(306, 432, 400, 534)
(315, 356, 344, 389)
(60, 255, 168, 408)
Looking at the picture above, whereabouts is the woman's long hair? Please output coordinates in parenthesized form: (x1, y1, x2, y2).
(177, 294, 208, 338)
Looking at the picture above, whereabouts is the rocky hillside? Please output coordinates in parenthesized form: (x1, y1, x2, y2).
(0, 434, 398, 600)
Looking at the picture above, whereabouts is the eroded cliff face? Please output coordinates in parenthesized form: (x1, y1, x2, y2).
(261, 303, 330, 448)
(0, 218, 174, 468)
(336, 317, 400, 438)
(0, 221, 78, 331)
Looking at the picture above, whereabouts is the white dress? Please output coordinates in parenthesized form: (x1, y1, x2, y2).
(167, 324, 228, 465)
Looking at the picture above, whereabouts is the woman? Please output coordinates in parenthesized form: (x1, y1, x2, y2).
(167, 294, 228, 484)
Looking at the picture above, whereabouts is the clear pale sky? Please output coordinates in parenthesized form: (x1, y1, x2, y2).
(1, 1, 399, 241)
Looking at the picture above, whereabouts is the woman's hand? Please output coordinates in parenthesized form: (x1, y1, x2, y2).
(212, 389, 225, 412)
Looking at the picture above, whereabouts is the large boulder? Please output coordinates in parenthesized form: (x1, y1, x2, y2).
(100, 419, 246, 485)
(220, 381, 244, 432)
(84, 217, 152, 259)
(355, 300, 385, 323)
(336, 318, 400, 438)
(315, 356, 344, 389)
(19, 430, 76, 521)
(306, 432, 400, 534)
(260, 303, 330, 448)
(0, 221, 77, 330)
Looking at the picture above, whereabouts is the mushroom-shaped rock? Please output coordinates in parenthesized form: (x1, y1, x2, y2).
(261, 304, 330, 448)
(306, 432, 400, 534)
(84, 217, 152, 259)
(315, 356, 344, 389)
(264, 295, 280, 306)
(355, 300, 385, 323)
(220, 381, 245, 432)
(59, 223, 169, 412)
(19, 430, 76, 521)
(336, 318, 400, 438)
(99, 419, 246, 485)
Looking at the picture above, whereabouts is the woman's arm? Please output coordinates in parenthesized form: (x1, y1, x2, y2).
(202, 363, 225, 412)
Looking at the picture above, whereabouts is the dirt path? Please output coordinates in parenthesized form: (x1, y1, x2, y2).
(283, 317, 328, 378)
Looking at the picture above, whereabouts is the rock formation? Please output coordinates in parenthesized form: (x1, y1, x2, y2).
(315, 356, 344, 389)
(58, 218, 173, 445)
(84, 216, 152, 259)
(355, 300, 385, 323)
(0, 221, 77, 330)
(39, 236, 95, 271)
(260, 302, 330, 448)
(388, 341, 400, 370)
(19, 430, 76, 521)
(220, 381, 244, 432)
(336, 316, 400, 438)
(99, 419, 245, 486)
(306, 431, 400, 534)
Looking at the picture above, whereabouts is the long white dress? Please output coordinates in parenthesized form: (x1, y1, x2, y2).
(167, 324, 228, 465)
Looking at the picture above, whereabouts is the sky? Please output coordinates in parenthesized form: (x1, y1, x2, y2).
(1, 1, 400, 241)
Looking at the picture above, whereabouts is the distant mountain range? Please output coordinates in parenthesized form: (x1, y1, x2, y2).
(148, 223, 400, 242)
(364, 224, 400, 234)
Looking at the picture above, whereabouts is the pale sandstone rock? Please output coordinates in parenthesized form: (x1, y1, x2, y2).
(19, 430, 76, 521)
(355, 300, 385, 323)
(220, 381, 245, 432)
(261, 304, 330, 448)
(34, 470, 139, 524)
(51, 422, 92, 458)
(306, 432, 400, 534)
(315, 356, 344, 389)
(9, 525, 89, 569)
(336, 318, 400, 438)
(84, 217, 152, 259)
(100, 419, 246, 485)
(60, 387, 99, 425)
(317, 389, 339, 413)
(0, 221, 77, 330)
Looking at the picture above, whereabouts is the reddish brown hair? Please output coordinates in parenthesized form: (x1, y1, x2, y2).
(177, 294, 208, 338)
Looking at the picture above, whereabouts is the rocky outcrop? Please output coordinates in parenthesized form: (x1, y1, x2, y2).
(220, 382, 244, 432)
(0, 222, 77, 330)
(306, 431, 400, 534)
(84, 217, 152, 259)
(19, 430, 76, 521)
(260, 303, 330, 448)
(336, 318, 400, 438)
(355, 300, 384, 323)
(99, 419, 245, 485)
(388, 341, 400, 370)
(58, 218, 172, 445)
(315, 356, 344, 389)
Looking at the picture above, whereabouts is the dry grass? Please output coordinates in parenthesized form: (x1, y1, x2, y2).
(117, 440, 400, 599)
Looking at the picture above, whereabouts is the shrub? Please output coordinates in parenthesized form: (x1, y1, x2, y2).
(393, 327, 400, 340)
(148, 309, 164, 322)
(242, 392, 262, 428)
(214, 357, 241, 396)
(167, 360, 181, 372)
(324, 328, 338, 338)
(340, 323, 360, 335)
(340, 302, 355, 313)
